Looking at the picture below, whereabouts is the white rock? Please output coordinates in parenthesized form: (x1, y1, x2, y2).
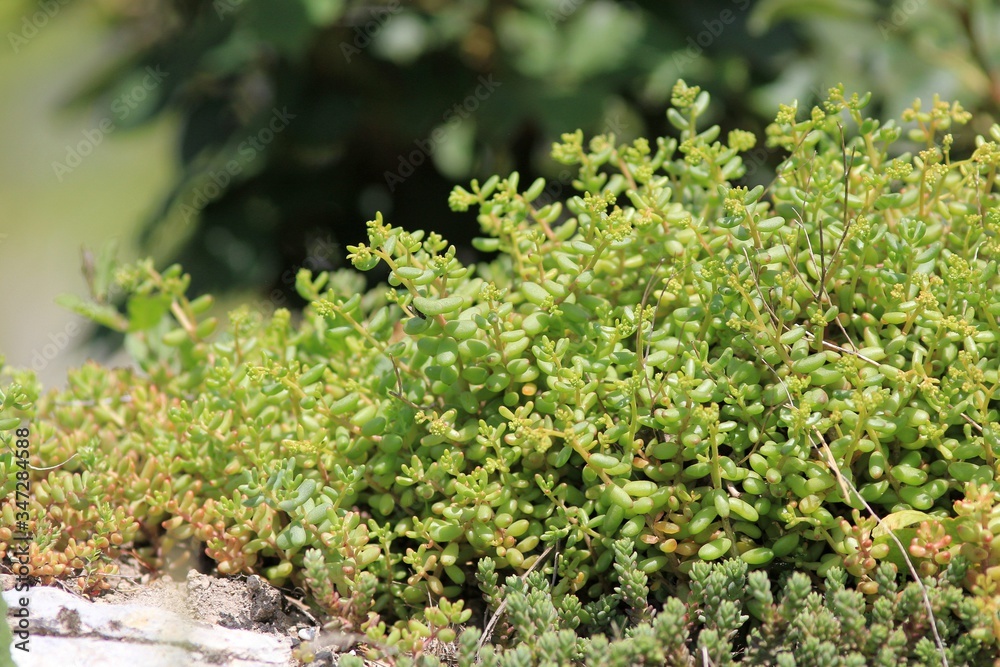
(4, 586, 294, 667)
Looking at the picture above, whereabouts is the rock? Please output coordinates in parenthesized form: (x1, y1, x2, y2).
(177, 570, 294, 632)
(3, 583, 297, 667)
(246, 575, 284, 624)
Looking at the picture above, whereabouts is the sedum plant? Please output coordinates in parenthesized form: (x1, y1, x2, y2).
(2, 81, 1000, 651)
(326, 542, 999, 666)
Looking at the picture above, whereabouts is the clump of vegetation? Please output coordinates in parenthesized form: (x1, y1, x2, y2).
(324, 543, 998, 666)
(2, 81, 1000, 657)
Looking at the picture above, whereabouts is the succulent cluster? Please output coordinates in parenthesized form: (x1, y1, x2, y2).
(327, 544, 999, 666)
(2, 81, 1000, 652)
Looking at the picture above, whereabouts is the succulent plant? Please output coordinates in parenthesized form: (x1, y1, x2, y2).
(2, 81, 1000, 651)
(327, 546, 999, 666)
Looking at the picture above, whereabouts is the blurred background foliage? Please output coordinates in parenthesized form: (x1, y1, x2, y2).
(1, 0, 998, 379)
(59, 0, 1000, 299)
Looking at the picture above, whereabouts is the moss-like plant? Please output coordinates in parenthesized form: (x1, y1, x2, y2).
(2, 82, 1000, 651)
(323, 542, 998, 666)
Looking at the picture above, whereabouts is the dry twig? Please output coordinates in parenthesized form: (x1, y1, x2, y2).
(476, 545, 555, 658)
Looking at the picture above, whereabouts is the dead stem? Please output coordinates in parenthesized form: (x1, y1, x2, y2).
(476, 545, 555, 657)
